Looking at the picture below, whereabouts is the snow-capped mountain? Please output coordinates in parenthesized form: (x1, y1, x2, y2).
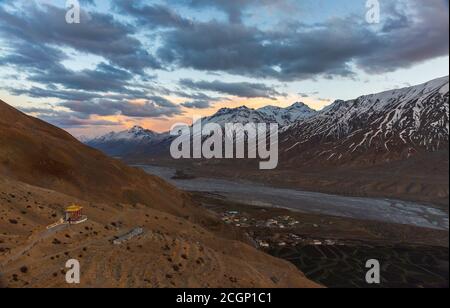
(191, 103, 316, 150)
(201, 103, 316, 127)
(86, 77, 449, 165)
(258, 102, 317, 126)
(280, 76, 449, 166)
(89, 125, 160, 143)
(86, 103, 316, 157)
(201, 106, 275, 126)
(86, 125, 166, 157)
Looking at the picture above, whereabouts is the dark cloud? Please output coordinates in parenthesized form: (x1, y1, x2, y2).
(174, 0, 289, 24)
(1, 0, 447, 84)
(61, 96, 182, 118)
(0, 2, 159, 74)
(13, 88, 184, 125)
(155, 0, 448, 81)
(19, 107, 122, 128)
(157, 21, 268, 74)
(147, 95, 179, 108)
(181, 100, 212, 109)
(0, 41, 66, 73)
(17, 94, 183, 128)
(156, 18, 364, 81)
(114, 0, 192, 28)
(179, 79, 283, 99)
(298, 91, 319, 98)
(355, 0, 449, 73)
(4, 83, 168, 108)
(6, 86, 99, 101)
(172, 91, 224, 102)
(43, 115, 122, 128)
(19, 106, 59, 115)
(28, 62, 134, 92)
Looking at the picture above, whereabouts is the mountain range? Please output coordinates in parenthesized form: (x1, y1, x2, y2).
(280, 76, 449, 166)
(85, 102, 317, 158)
(87, 76, 449, 166)
(205, 102, 316, 126)
(85, 76, 449, 206)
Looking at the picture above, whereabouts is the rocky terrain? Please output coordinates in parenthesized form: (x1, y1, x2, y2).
(0, 99, 318, 288)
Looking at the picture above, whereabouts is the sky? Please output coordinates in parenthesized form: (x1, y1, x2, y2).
(0, 0, 448, 138)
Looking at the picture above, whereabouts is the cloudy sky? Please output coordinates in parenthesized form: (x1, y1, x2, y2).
(0, 0, 448, 137)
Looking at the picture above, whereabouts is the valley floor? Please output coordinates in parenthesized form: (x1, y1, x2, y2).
(192, 192, 449, 288)
(132, 151, 449, 209)
(135, 164, 449, 288)
(138, 165, 449, 230)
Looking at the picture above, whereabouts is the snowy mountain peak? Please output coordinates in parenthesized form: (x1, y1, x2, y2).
(288, 102, 310, 110)
(281, 76, 449, 165)
(286, 102, 317, 116)
(258, 102, 317, 126)
(127, 125, 154, 137)
(216, 106, 252, 115)
(129, 125, 145, 133)
(88, 126, 159, 144)
(203, 105, 272, 127)
(205, 103, 316, 127)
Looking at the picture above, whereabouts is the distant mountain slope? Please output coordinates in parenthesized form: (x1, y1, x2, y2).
(86, 77, 449, 170)
(280, 76, 449, 166)
(86, 102, 317, 158)
(86, 125, 166, 157)
(93, 125, 161, 143)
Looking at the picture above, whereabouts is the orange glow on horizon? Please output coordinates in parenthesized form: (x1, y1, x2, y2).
(2, 92, 332, 138)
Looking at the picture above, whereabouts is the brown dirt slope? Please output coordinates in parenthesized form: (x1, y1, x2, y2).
(0, 100, 190, 217)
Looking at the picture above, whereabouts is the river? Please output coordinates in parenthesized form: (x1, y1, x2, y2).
(138, 165, 449, 230)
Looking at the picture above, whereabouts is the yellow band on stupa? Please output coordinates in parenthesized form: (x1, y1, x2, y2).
(66, 205, 83, 212)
